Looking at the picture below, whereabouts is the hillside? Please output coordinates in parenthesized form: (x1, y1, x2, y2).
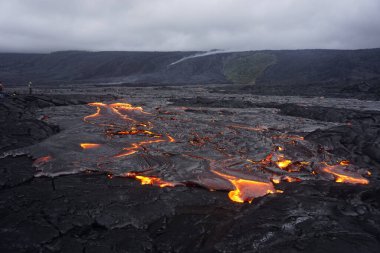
(1, 49, 380, 98)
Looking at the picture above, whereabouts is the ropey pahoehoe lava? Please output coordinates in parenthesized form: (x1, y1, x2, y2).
(30, 101, 371, 203)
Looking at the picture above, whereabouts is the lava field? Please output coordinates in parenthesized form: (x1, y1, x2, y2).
(1, 85, 380, 252)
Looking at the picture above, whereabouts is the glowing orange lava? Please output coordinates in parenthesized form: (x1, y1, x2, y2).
(108, 102, 150, 122)
(80, 143, 101, 149)
(84, 102, 150, 124)
(33, 155, 52, 166)
(111, 129, 160, 137)
(323, 166, 369, 185)
(271, 175, 301, 184)
(167, 134, 176, 142)
(78, 101, 371, 204)
(282, 176, 301, 183)
(83, 103, 104, 122)
(125, 172, 176, 188)
(113, 139, 166, 158)
(84, 102, 171, 158)
(276, 159, 292, 169)
(113, 150, 138, 158)
(109, 102, 146, 113)
(212, 170, 277, 203)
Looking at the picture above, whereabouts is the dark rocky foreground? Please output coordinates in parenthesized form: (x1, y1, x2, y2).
(1, 94, 380, 253)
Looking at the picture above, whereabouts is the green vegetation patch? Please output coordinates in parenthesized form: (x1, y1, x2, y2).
(223, 53, 276, 84)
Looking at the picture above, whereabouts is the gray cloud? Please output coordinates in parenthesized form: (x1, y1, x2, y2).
(0, 0, 379, 52)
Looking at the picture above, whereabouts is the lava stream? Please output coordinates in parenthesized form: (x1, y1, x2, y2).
(125, 172, 178, 188)
(322, 166, 369, 185)
(80, 143, 101, 149)
(211, 170, 277, 203)
(33, 155, 52, 167)
(83, 103, 103, 122)
(75, 101, 372, 203)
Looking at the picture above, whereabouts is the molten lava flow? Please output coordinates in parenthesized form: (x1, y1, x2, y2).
(134, 139, 166, 146)
(108, 102, 150, 122)
(83, 102, 173, 159)
(110, 129, 161, 137)
(271, 175, 301, 184)
(282, 176, 301, 183)
(109, 102, 147, 113)
(322, 166, 369, 185)
(276, 159, 292, 169)
(78, 101, 370, 203)
(113, 139, 166, 158)
(246, 153, 273, 166)
(248, 152, 310, 173)
(33, 155, 52, 166)
(167, 134, 176, 143)
(212, 170, 277, 203)
(80, 143, 101, 149)
(88, 102, 107, 107)
(125, 172, 176, 188)
(84, 102, 150, 124)
(113, 150, 138, 158)
(83, 103, 104, 122)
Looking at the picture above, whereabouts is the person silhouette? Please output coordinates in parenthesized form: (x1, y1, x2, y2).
(28, 81, 32, 95)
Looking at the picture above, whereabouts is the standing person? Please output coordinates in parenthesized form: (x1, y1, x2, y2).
(28, 81, 32, 95)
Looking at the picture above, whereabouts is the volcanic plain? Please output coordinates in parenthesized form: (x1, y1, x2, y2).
(1, 85, 380, 253)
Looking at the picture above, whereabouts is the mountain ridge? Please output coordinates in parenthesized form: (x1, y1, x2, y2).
(1, 49, 380, 93)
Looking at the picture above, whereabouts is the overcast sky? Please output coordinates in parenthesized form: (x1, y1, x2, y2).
(0, 0, 379, 52)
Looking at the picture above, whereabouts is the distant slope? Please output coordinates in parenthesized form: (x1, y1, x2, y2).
(1, 49, 380, 90)
(0, 51, 203, 85)
(223, 52, 277, 84)
(257, 49, 380, 86)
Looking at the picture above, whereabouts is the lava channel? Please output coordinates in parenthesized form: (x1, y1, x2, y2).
(211, 170, 278, 203)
